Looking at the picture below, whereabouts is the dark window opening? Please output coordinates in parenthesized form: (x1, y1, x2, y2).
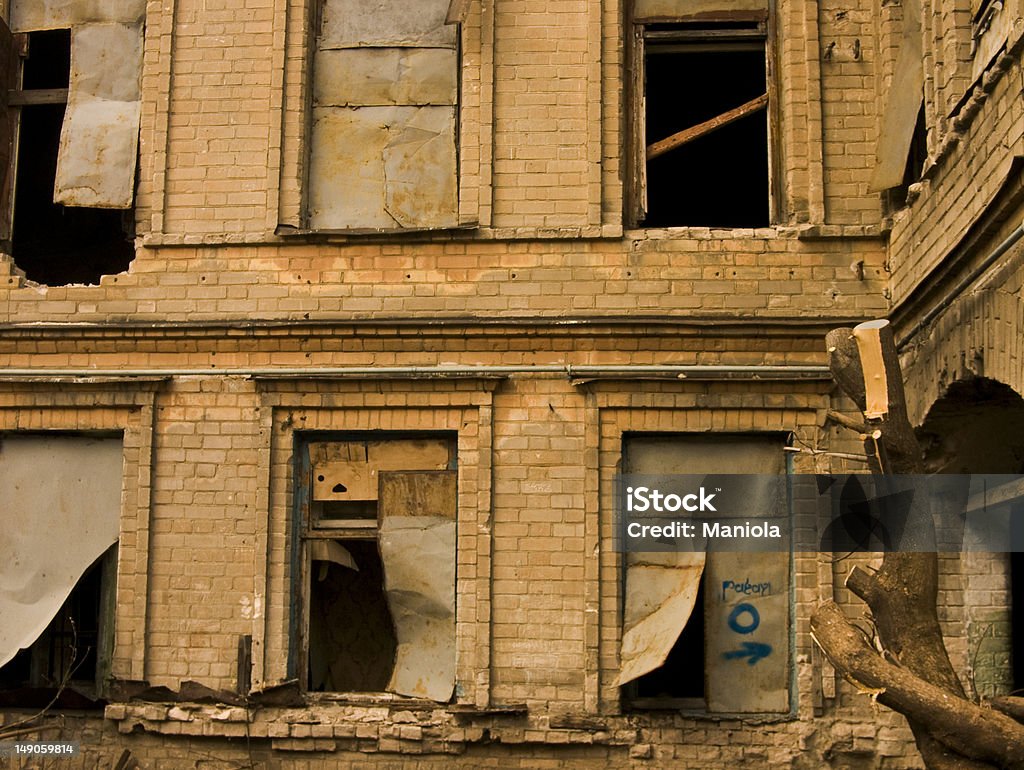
(10, 30, 134, 286)
(631, 579, 706, 703)
(0, 547, 114, 709)
(640, 25, 770, 228)
(308, 540, 397, 692)
(918, 376, 1024, 694)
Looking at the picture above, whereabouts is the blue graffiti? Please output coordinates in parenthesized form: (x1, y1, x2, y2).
(722, 641, 773, 665)
(727, 603, 760, 634)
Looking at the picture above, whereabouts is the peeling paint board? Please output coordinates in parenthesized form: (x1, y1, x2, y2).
(314, 47, 457, 107)
(320, 0, 456, 48)
(309, 442, 367, 463)
(308, 105, 457, 230)
(368, 439, 452, 470)
(705, 553, 790, 713)
(54, 22, 142, 209)
(633, 0, 767, 21)
(379, 470, 457, 519)
(10, 0, 146, 32)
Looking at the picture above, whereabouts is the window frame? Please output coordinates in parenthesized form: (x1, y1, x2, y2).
(625, 6, 779, 229)
(289, 431, 459, 699)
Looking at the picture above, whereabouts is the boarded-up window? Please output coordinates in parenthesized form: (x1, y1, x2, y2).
(297, 436, 458, 701)
(0, 435, 122, 706)
(307, 0, 459, 231)
(619, 434, 791, 713)
(629, 0, 773, 228)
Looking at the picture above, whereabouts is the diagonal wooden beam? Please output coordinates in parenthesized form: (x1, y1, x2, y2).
(646, 93, 768, 160)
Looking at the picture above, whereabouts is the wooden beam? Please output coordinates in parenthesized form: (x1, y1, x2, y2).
(646, 92, 767, 160)
(9, 88, 67, 106)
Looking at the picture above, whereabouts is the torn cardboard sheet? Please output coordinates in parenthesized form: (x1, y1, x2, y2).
(616, 551, 706, 686)
(0, 435, 123, 669)
(320, 0, 456, 49)
(378, 471, 457, 702)
(308, 105, 457, 230)
(379, 516, 457, 701)
(10, 0, 145, 32)
(54, 22, 143, 209)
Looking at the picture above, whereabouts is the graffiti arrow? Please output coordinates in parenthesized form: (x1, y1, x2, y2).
(722, 642, 772, 665)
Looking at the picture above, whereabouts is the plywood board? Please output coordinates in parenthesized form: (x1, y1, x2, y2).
(308, 105, 457, 230)
(320, 0, 456, 49)
(11, 0, 146, 31)
(311, 460, 375, 501)
(314, 48, 457, 107)
(54, 22, 142, 208)
(705, 552, 790, 712)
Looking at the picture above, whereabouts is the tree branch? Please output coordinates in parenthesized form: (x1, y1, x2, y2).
(811, 602, 1024, 769)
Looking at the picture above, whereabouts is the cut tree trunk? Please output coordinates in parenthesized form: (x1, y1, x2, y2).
(812, 320, 1019, 770)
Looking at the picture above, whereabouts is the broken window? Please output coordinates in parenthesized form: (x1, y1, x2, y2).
(629, 0, 773, 228)
(0, 434, 123, 708)
(296, 435, 458, 701)
(5, 0, 144, 285)
(306, 0, 459, 231)
(617, 434, 791, 713)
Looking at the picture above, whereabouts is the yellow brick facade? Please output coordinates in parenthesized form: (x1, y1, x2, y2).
(0, 0, 1021, 766)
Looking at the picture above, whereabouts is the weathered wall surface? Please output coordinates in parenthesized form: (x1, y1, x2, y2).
(0, 0, 1018, 766)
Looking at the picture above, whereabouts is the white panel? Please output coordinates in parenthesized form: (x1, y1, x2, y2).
(320, 0, 456, 48)
(0, 435, 123, 669)
(309, 105, 457, 230)
(314, 48, 458, 107)
(54, 22, 143, 209)
(11, 0, 145, 32)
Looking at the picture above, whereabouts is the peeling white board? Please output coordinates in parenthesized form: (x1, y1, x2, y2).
(378, 471, 457, 702)
(308, 105, 457, 230)
(0, 435, 123, 669)
(54, 22, 143, 209)
(10, 0, 145, 32)
(616, 552, 705, 685)
(320, 0, 456, 49)
(314, 48, 458, 107)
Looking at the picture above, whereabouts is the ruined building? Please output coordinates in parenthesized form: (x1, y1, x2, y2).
(0, 0, 1021, 766)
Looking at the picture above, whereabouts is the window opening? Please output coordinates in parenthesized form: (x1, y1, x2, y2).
(9, 29, 134, 285)
(638, 22, 770, 228)
(296, 435, 458, 701)
(0, 547, 116, 709)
